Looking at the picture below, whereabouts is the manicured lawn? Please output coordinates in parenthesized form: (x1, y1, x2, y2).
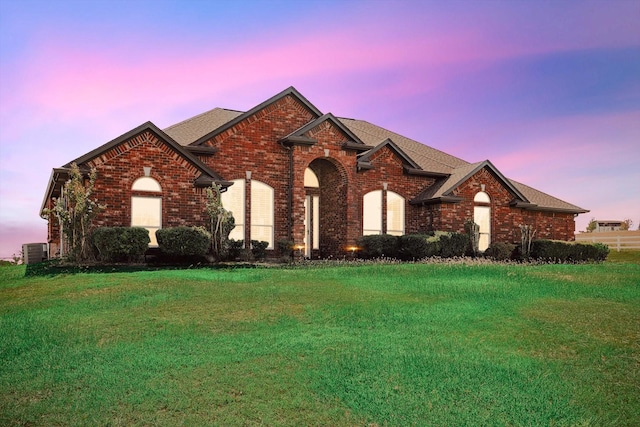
(1, 261, 639, 426)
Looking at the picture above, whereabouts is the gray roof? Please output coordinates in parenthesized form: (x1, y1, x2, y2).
(161, 91, 587, 214)
(164, 108, 243, 146)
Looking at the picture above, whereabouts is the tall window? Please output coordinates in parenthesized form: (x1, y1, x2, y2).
(362, 190, 405, 235)
(220, 179, 274, 248)
(386, 191, 405, 236)
(363, 190, 383, 235)
(474, 191, 491, 251)
(251, 181, 274, 248)
(131, 177, 162, 246)
(221, 179, 245, 242)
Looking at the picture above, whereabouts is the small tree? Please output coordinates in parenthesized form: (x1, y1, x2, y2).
(464, 219, 480, 256)
(42, 163, 103, 262)
(205, 183, 235, 260)
(620, 219, 633, 231)
(519, 224, 536, 259)
(585, 218, 597, 233)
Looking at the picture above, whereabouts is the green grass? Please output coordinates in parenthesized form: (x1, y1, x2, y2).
(606, 249, 640, 264)
(1, 261, 639, 426)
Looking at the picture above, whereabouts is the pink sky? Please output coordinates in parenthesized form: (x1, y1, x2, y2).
(1, 0, 639, 258)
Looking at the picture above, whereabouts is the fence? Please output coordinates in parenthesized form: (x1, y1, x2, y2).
(575, 231, 640, 252)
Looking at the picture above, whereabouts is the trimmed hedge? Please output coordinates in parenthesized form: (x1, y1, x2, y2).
(91, 227, 149, 262)
(358, 232, 468, 260)
(156, 226, 210, 258)
(531, 239, 609, 263)
(357, 234, 399, 259)
(397, 234, 439, 260)
(484, 242, 516, 261)
(438, 232, 469, 258)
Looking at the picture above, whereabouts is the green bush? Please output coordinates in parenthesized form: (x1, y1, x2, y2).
(439, 232, 469, 258)
(484, 242, 516, 261)
(156, 226, 210, 258)
(531, 239, 609, 263)
(277, 239, 294, 261)
(357, 234, 399, 259)
(251, 240, 269, 261)
(91, 227, 149, 262)
(226, 239, 245, 261)
(397, 234, 439, 260)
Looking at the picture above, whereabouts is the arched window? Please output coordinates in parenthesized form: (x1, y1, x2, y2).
(221, 179, 245, 242)
(363, 190, 383, 235)
(362, 190, 405, 236)
(131, 177, 162, 246)
(132, 177, 161, 192)
(474, 191, 491, 251)
(221, 179, 274, 248)
(304, 168, 319, 188)
(250, 181, 274, 248)
(386, 191, 405, 236)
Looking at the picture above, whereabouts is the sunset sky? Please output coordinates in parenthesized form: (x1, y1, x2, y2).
(1, 0, 638, 259)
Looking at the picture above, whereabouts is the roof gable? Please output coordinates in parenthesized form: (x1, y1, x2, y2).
(191, 86, 323, 146)
(411, 160, 529, 205)
(64, 122, 225, 184)
(280, 113, 371, 151)
(357, 138, 421, 170)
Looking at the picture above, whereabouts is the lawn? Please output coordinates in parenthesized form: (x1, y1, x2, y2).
(1, 260, 639, 426)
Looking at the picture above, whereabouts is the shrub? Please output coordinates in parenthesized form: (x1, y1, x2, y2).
(91, 227, 150, 262)
(156, 226, 211, 258)
(397, 234, 439, 260)
(439, 232, 469, 258)
(357, 234, 399, 259)
(277, 239, 294, 261)
(531, 239, 609, 263)
(251, 240, 269, 261)
(227, 239, 245, 261)
(484, 242, 516, 261)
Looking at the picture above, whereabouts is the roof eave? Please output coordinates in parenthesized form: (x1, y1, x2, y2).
(410, 196, 463, 206)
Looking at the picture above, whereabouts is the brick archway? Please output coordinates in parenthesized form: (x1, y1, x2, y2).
(308, 158, 347, 258)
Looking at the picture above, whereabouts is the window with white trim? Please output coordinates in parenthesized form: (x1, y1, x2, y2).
(363, 190, 383, 235)
(386, 191, 405, 236)
(131, 177, 162, 246)
(221, 179, 245, 242)
(250, 180, 274, 248)
(362, 190, 405, 235)
(474, 191, 491, 251)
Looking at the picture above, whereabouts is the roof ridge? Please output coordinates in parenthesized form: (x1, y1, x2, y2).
(339, 117, 469, 170)
(163, 107, 244, 131)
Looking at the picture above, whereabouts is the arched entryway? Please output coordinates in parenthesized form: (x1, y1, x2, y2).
(305, 158, 347, 258)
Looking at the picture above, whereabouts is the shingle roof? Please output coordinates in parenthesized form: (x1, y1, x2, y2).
(509, 180, 588, 213)
(339, 118, 469, 174)
(164, 108, 243, 146)
(160, 90, 587, 214)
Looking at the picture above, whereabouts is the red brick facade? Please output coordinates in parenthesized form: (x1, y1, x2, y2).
(43, 88, 583, 258)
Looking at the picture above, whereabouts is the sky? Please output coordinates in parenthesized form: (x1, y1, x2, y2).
(0, 0, 639, 259)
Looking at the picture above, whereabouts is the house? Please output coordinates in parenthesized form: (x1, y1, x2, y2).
(594, 220, 625, 232)
(41, 87, 588, 258)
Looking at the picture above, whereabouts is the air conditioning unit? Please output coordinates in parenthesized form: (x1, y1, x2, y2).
(22, 243, 49, 264)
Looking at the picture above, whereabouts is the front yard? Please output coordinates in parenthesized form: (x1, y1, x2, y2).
(1, 260, 638, 426)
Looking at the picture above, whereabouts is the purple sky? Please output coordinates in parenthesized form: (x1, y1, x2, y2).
(1, 0, 639, 259)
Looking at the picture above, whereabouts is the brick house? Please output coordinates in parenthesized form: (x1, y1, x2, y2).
(41, 87, 588, 258)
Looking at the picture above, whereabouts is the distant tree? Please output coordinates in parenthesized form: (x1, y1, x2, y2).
(620, 219, 633, 231)
(585, 218, 597, 233)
